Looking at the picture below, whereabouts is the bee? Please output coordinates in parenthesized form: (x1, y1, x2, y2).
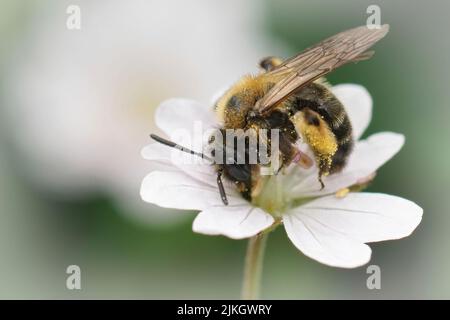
(151, 25, 389, 205)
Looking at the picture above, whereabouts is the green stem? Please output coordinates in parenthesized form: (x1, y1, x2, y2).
(241, 232, 269, 300)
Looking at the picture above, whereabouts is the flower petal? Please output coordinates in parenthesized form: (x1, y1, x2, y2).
(155, 98, 217, 146)
(210, 86, 230, 106)
(283, 209, 371, 268)
(141, 143, 217, 187)
(290, 132, 405, 197)
(140, 170, 246, 210)
(141, 143, 180, 172)
(294, 192, 423, 243)
(193, 205, 274, 239)
(332, 84, 372, 140)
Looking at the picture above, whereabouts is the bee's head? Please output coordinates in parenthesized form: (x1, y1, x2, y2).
(222, 93, 259, 128)
(215, 75, 263, 128)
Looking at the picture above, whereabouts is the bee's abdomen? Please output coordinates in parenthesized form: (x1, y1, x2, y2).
(288, 83, 354, 173)
(330, 136, 353, 173)
(319, 100, 353, 173)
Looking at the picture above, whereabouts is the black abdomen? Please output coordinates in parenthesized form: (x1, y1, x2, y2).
(287, 82, 354, 173)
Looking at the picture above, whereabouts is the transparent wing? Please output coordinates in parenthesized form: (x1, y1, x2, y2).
(257, 25, 389, 114)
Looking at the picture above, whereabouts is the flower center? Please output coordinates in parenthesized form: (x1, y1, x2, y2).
(251, 172, 310, 218)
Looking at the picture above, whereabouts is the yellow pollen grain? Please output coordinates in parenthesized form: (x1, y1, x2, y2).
(335, 188, 350, 198)
(301, 121, 337, 156)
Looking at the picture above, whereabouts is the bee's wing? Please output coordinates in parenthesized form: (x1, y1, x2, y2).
(257, 25, 389, 114)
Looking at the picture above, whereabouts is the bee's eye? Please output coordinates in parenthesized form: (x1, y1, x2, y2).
(227, 95, 241, 109)
(225, 164, 251, 182)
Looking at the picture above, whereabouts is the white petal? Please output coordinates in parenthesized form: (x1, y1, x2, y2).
(141, 143, 180, 172)
(332, 84, 372, 140)
(210, 86, 230, 105)
(193, 205, 274, 239)
(140, 170, 246, 211)
(284, 209, 371, 268)
(290, 132, 405, 197)
(155, 98, 217, 146)
(141, 143, 217, 187)
(295, 193, 423, 243)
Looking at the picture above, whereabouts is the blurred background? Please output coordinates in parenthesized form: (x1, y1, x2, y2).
(0, 0, 448, 299)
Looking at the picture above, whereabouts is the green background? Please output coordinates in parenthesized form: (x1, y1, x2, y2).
(0, 0, 448, 298)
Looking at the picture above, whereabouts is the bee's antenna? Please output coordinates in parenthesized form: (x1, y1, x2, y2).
(150, 134, 213, 162)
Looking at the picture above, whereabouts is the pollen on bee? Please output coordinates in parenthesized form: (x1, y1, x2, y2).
(291, 110, 338, 158)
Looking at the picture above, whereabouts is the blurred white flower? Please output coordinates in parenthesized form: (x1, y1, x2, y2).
(141, 84, 423, 268)
(3, 0, 274, 223)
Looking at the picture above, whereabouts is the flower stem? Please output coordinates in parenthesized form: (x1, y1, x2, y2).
(241, 232, 269, 300)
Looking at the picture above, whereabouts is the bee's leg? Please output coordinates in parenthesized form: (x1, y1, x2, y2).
(250, 165, 264, 199)
(292, 148, 313, 169)
(274, 132, 294, 173)
(276, 131, 314, 171)
(318, 173, 326, 190)
(259, 56, 283, 72)
(216, 169, 228, 205)
(289, 108, 338, 190)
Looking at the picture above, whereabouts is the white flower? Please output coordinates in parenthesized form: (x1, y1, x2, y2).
(3, 0, 272, 223)
(140, 84, 423, 268)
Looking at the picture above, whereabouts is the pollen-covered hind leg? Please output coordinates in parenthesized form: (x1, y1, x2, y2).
(290, 108, 338, 190)
(317, 160, 330, 190)
(259, 56, 283, 72)
(318, 172, 326, 190)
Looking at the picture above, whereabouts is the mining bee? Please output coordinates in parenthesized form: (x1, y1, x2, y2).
(151, 25, 389, 205)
